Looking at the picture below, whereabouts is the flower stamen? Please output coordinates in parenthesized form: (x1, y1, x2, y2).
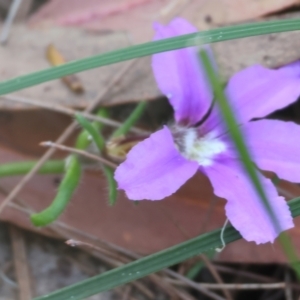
(180, 128, 226, 166)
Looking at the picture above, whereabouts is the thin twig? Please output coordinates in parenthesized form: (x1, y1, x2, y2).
(66, 239, 126, 263)
(177, 290, 198, 300)
(0, 271, 18, 288)
(199, 254, 232, 300)
(116, 288, 138, 300)
(165, 278, 286, 290)
(9, 225, 32, 300)
(0, 0, 23, 45)
(3, 197, 156, 300)
(0, 60, 136, 215)
(68, 234, 225, 300)
(213, 265, 275, 283)
(285, 268, 293, 300)
(1, 95, 148, 135)
(71, 242, 155, 300)
(0, 186, 217, 300)
(161, 203, 232, 300)
(40, 141, 117, 169)
(121, 286, 132, 300)
(65, 239, 182, 299)
(163, 269, 226, 300)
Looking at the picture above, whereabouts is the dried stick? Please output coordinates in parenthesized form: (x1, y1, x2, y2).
(1, 95, 148, 135)
(68, 245, 156, 300)
(0, 60, 135, 214)
(66, 239, 183, 299)
(9, 225, 32, 300)
(0, 186, 157, 300)
(160, 204, 232, 300)
(199, 254, 232, 300)
(0, 186, 205, 300)
(285, 269, 293, 300)
(0, 0, 23, 45)
(40, 141, 117, 169)
(165, 279, 286, 290)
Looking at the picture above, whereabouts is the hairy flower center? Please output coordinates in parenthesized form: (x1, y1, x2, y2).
(180, 128, 226, 166)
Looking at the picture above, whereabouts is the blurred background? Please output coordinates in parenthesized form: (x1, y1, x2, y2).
(1, 0, 300, 299)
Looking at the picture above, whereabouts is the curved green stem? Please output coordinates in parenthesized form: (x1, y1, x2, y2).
(76, 112, 117, 205)
(30, 155, 81, 226)
(30, 108, 110, 226)
(75, 114, 105, 151)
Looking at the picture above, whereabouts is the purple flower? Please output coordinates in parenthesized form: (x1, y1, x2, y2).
(114, 18, 300, 244)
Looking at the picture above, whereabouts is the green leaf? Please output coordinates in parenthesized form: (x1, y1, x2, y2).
(200, 49, 280, 234)
(1, 18, 300, 95)
(200, 50, 300, 275)
(33, 197, 300, 300)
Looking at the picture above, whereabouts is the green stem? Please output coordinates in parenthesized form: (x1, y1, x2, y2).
(31, 108, 109, 226)
(102, 166, 117, 205)
(75, 114, 105, 151)
(76, 112, 118, 205)
(76, 108, 109, 149)
(0, 160, 64, 177)
(30, 155, 81, 226)
(112, 102, 147, 138)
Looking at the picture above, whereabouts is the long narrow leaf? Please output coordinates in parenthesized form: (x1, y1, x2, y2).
(34, 197, 300, 300)
(200, 50, 300, 275)
(1, 18, 300, 95)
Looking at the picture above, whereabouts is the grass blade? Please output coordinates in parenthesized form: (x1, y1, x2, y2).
(33, 197, 300, 300)
(1, 18, 300, 95)
(200, 50, 300, 276)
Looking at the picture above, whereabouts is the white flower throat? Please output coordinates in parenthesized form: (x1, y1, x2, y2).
(174, 127, 226, 166)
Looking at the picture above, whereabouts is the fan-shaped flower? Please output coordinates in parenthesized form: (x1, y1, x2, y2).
(114, 18, 300, 244)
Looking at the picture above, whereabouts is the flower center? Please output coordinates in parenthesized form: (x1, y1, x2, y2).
(179, 128, 226, 166)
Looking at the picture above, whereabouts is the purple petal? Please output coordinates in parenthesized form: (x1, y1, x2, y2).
(114, 126, 199, 200)
(243, 119, 300, 182)
(277, 60, 300, 76)
(152, 18, 213, 125)
(226, 63, 300, 124)
(201, 159, 293, 244)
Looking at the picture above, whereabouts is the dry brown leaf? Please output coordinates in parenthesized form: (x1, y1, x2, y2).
(1, 145, 300, 263)
(0, 24, 159, 109)
(182, 0, 300, 29)
(29, 0, 300, 42)
(0, 110, 299, 263)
